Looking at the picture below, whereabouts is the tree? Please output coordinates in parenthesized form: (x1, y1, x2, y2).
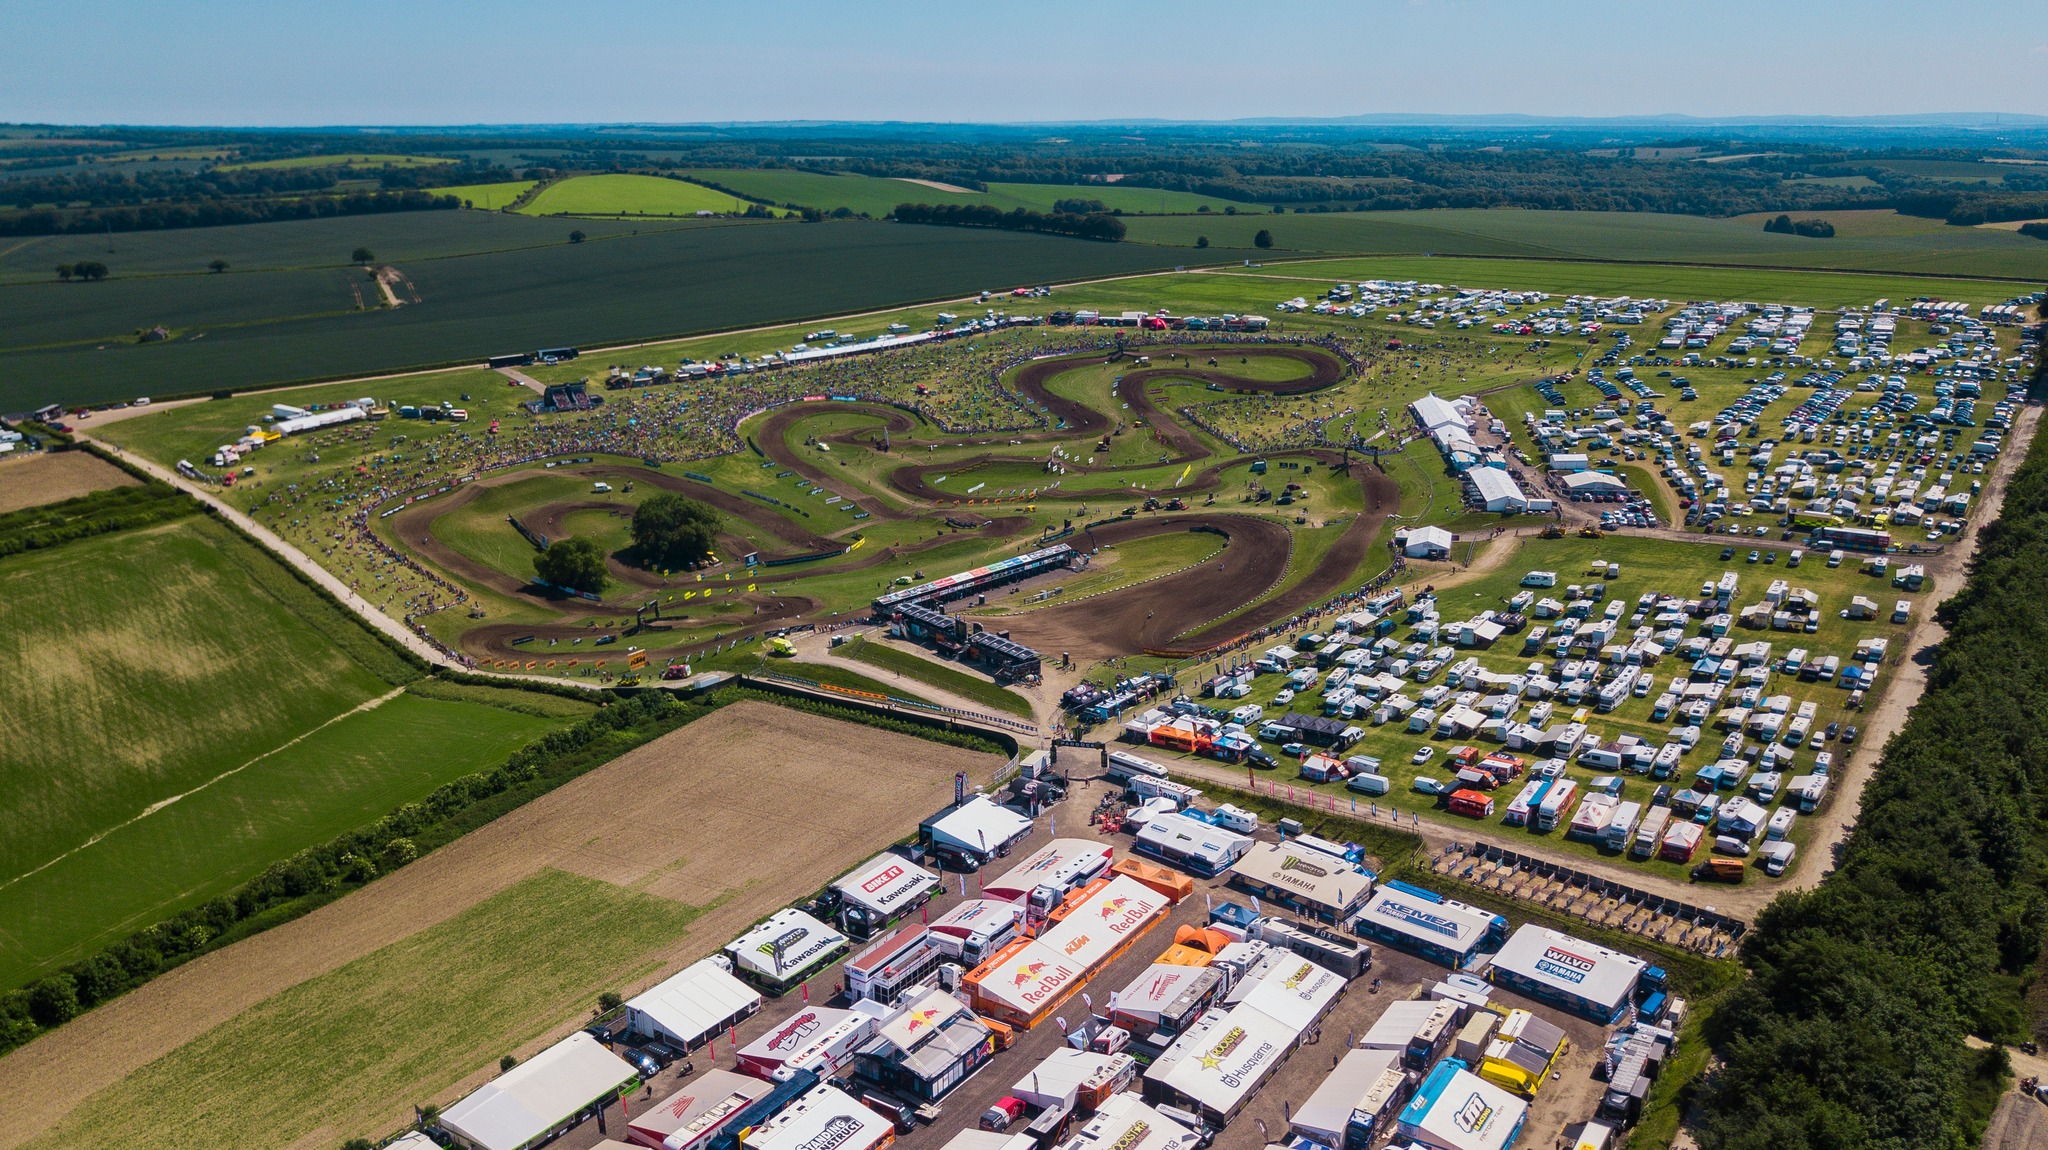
(630, 493, 722, 571)
(71, 261, 108, 281)
(569, 229, 586, 243)
(1252, 229, 1273, 249)
(500, 1054, 518, 1073)
(26, 973, 79, 1027)
(1195, 235, 1209, 249)
(54, 264, 71, 281)
(598, 990, 624, 1013)
(208, 259, 228, 273)
(342, 1139, 375, 1150)
(351, 247, 374, 264)
(533, 537, 609, 594)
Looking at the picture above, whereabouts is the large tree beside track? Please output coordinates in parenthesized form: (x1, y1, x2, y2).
(533, 537, 609, 594)
(630, 493, 722, 571)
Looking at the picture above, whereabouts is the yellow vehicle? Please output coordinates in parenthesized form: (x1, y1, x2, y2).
(765, 636, 798, 657)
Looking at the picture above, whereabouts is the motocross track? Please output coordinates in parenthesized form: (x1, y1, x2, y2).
(995, 457, 1397, 660)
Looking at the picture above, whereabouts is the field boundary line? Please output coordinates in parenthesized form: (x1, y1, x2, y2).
(0, 686, 407, 895)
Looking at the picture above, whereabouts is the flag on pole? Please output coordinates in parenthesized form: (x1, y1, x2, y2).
(801, 982, 809, 1003)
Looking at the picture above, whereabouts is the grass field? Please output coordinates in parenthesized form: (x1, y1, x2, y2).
(685, 170, 1261, 217)
(0, 691, 558, 984)
(427, 180, 537, 209)
(0, 513, 584, 986)
(521, 174, 753, 217)
(1119, 208, 2048, 280)
(19, 868, 701, 1150)
(1223, 255, 2040, 308)
(0, 221, 1252, 410)
(220, 154, 457, 171)
(841, 636, 1034, 717)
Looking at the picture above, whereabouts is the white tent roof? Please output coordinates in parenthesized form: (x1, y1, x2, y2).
(1228, 842, 1375, 918)
(1412, 394, 1468, 431)
(1562, 470, 1629, 493)
(1401, 525, 1456, 553)
(983, 839, 1113, 903)
(1467, 468, 1526, 506)
(442, 1032, 637, 1150)
(926, 797, 1033, 856)
(972, 876, 1171, 1018)
(833, 853, 939, 918)
(625, 960, 762, 1046)
(1397, 1061, 1527, 1150)
(1010, 1048, 1137, 1110)
(1490, 925, 1645, 1014)
(1357, 886, 1500, 955)
(1234, 954, 1346, 1032)
(742, 1084, 894, 1150)
(725, 909, 848, 982)
(1145, 1002, 1298, 1120)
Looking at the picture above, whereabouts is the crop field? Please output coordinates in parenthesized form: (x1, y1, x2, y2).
(685, 170, 1260, 216)
(520, 173, 753, 217)
(1, 221, 1252, 410)
(425, 179, 537, 209)
(0, 702, 1000, 1150)
(0, 452, 137, 514)
(0, 513, 580, 986)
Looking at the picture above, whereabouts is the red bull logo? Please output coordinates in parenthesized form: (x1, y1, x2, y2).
(903, 1008, 940, 1032)
(1098, 896, 1129, 920)
(1012, 961, 1048, 987)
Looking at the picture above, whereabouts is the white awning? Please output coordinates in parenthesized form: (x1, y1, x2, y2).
(624, 960, 762, 1047)
(442, 1032, 637, 1150)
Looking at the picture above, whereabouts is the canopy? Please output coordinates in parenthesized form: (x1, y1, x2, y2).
(625, 959, 762, 1047)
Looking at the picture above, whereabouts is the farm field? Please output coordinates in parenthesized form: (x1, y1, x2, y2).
(520, 173, 753, 217)
(684, 169, 1261, 216)
(0, 221, 1256, 410)
(220, 153, 457, 171)
(0, 511, 583, 987)
(0, 451, 137, 514)
(425, 179, 537, 209)
(0, 208, 670, 283)
(1120, 208, 2048, 280)
(0, 701, 1001, 1150)
(0, 691, 558, 984)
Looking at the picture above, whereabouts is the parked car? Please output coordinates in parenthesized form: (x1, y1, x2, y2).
(1842, 725, 1860, 744)
(1412, 746, 1436, 765)
(1413, 777, 1449, 796)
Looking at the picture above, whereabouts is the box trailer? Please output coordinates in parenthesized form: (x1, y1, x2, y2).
(844, 925, 949, 1005)
(981, 839, 1114, 905)
(1630, 806, 1672, 859)
(927, 899, 1025, 967)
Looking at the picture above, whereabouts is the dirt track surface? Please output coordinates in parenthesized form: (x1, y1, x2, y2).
(0, 701, 1000, 1150)
(995, 514, 1291, 659)
(0, 451, 138, 514)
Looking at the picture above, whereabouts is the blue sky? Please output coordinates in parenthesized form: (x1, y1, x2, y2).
(5, 0, 2045, 126)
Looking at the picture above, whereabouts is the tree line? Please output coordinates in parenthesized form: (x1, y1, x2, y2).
(0, 189, 459, 237)
(891, 202, 1127, 241)
(1694, 359, 2048, 1149)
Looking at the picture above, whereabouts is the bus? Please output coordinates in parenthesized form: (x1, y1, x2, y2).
(1447, 789, 1496, 819)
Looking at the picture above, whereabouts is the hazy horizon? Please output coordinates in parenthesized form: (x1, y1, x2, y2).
(6, 0, 2043, 127)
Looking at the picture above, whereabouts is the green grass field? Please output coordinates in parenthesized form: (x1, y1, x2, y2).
(221, 154, 457, 171)
(0, 515, 579, 986)
(521, 174, 754, 217)
(0, 692, 558, 984)
(1119, 208, 2048, 280)
(842, 636, 1034, 717)
(1224, 254, 2040, 308)
(22, 868, 702, 1150)
(427, 180, 538, 209)
(684, 170, 1260, 217)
